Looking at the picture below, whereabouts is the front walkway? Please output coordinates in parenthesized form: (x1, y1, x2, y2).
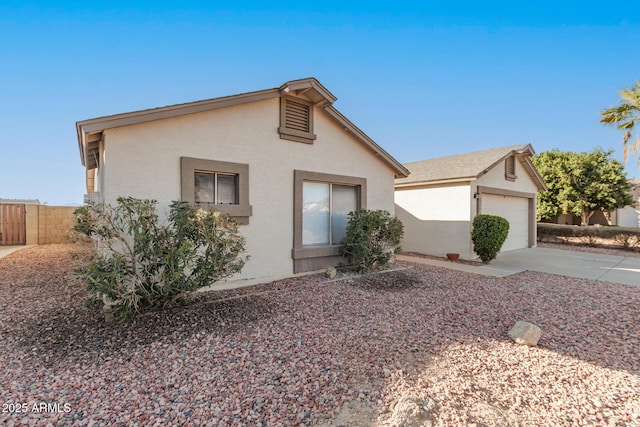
(0, 246, 30, 260)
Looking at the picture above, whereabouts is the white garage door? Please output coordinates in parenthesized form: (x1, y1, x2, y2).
(481, 194, 529, 252)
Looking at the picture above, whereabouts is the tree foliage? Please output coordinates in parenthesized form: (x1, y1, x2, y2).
(339, 209, 404, 273)
(600, 81, 640, 169)
(533, 149, 633, 226)
(471, 214, 509, 263)
(73, 197, 248, 321)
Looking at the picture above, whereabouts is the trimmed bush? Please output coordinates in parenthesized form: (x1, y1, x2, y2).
(339, 209, 404, 273)
(73, 197, 248, 321)
(472, 214, 510, 263)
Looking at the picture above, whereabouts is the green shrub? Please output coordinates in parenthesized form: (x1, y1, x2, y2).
(73, 197, 248, 321)
(471, 214, 510, 263)
(339, 209, 404, 273)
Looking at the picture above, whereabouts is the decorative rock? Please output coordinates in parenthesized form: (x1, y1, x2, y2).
(386, 396, 436, 427)
(508, 321, 542, 346)
(325, 267, 337, 279)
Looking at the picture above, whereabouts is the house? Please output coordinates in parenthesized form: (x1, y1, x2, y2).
(555, 178, 639, 227)
(616, 179, 640, 227)
(395, 144, 547, 260)
(76, 78, 409, 285)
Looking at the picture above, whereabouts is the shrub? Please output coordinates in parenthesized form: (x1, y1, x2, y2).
(73, 197, 248, 321)
(613, 233, 639, 249)
(471, 214, 510, 263)
(339, 209, 404, 273)
(537, 223, 640, 250)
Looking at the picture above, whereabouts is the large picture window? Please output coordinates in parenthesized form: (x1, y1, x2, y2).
(302, 182, 358, 246)
(293, 170, 367, 273)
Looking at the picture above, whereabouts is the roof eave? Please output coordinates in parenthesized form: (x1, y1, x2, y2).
(395, 177, 476, 188)
(323, 106, 409, 178)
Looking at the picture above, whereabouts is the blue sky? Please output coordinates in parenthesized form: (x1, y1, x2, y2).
(1, 1, 639, 205)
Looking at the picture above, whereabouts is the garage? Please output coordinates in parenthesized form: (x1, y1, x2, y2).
(481, 193, 530, 252)
(395, 144, 547, 260)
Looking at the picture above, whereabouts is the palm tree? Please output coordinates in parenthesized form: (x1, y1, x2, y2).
(600, 81, 640, 168)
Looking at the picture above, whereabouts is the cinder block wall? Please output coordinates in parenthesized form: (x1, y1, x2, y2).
(39, 206, 77, 244)
(25, 205, 39, 245)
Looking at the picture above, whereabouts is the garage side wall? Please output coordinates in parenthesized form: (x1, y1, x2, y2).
(395, 184, 474, 259)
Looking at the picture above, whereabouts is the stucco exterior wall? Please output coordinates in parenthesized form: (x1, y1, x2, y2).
(99, 98, 396, 283)
(617, 206, 640, 227)
(474, 158, 540, 194)
(394, 184, 475, 259)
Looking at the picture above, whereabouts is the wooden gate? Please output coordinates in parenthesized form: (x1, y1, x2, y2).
(0, 204, 26, 245)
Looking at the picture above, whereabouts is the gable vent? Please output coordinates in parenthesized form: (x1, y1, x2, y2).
(285, 99, 310, 132)
(279, 96, 316, 144)
(505, 156, 517, 180)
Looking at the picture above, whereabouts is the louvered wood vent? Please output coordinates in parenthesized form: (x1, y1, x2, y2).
(285, 99, 310, 132)
(279, 96, 316, 144)
(505, 156, 517, 180)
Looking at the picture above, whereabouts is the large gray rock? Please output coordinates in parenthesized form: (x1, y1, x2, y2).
(508, 321, 542, 346)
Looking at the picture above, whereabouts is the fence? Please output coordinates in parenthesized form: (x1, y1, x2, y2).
(0, 203, 77, 245)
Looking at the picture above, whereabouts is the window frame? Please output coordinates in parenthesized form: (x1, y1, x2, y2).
(278, 96, 316, 144)
(181, 157, 252, 224)
(292, 170, 366, 273)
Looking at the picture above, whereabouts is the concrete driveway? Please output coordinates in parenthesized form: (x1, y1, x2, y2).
(481, 247, 640, 287)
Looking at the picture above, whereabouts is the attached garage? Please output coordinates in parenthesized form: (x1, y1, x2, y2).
(395, 144, 546, 260)
(480, 193, 531, 252)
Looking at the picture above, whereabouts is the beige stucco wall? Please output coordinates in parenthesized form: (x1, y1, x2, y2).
(98, 98, 397, 283)
(395, 184, 475, 259)
(474, 158, 540, 194)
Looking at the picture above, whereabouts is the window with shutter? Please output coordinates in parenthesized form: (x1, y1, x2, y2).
(278, 96, 316, 144)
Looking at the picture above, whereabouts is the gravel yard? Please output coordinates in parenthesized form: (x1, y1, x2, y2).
(1, 244, 639, 426)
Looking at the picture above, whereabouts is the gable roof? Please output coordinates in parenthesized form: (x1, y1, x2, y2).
(76, 78, 409, 178)
(396, 144, 546, 190)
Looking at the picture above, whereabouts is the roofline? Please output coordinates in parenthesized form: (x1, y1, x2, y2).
(323, 106, 409, 178)
(479, 144, 534, 177)
(395, 177, 475, 189)
(396, 143, 547, 190)
(77, 88, 282, 166)
(76, 78, 409, 178)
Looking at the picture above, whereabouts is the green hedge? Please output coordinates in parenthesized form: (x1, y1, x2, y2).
(537, 223, 640, 250)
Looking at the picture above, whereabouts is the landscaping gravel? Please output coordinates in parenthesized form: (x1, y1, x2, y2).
(1, 244, 639, 426)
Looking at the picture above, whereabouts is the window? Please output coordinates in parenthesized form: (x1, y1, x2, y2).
(505, 156, 517, 181)
(302, 182, 359, 246)
(292, 170, 367, 273)
(181, 157, 252, 224)
(194, 172, 238, 205)
(278, 96, 316, 144)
